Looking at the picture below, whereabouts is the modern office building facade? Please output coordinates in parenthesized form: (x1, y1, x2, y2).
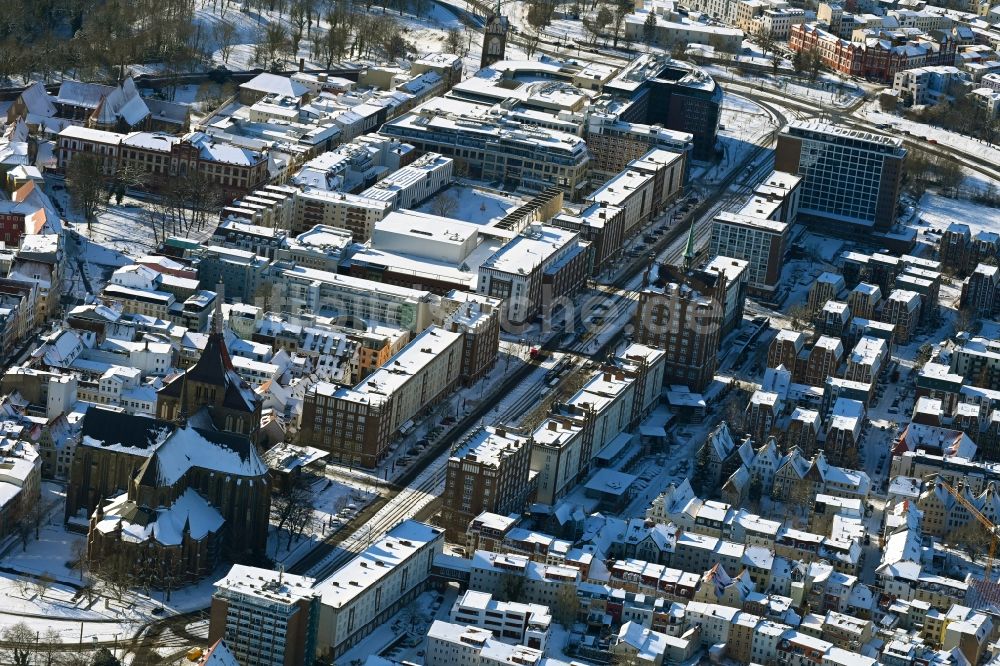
(775, 122, 905, 233)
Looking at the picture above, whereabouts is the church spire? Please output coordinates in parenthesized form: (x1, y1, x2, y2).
(682, 216, 698, 272)
(213, 281, 226, 335)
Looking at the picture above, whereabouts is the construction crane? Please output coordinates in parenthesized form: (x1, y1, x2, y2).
(940, 479, 1000, 580)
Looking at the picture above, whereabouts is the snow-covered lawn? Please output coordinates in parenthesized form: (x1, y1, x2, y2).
(707, 64, 864, 109)
(417, 184, 523, 225)
(918, 191, 1000, 236)
(0, 519, 218, 645)
(269, 474, 378, 567)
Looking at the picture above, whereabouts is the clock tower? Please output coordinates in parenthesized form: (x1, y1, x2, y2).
(480, 2, 509, 70)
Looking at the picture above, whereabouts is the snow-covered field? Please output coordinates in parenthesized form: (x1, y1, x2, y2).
(706, 64, 864, 110)
(864, 102, 1000, 168)
(190, 0, 484, 75)
(270, 475, 378, 567)
(0, 523, 218, 644)
(417, 184, 523, 225)
(918, 191, 1000, 236)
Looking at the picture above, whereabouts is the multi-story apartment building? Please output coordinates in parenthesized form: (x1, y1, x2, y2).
(775, 122, 906, 233)
(635, 264, 723, 392)
(442, 426, 534, 540)
(893, 66, 969, 106)
(881, 289, 922, 344)
(578, 345, 665, 446)
(939, 223, 1000, 273)
(441, 291, 503, 386)
(706, 170, 798, 297)
(530, 345, 665, 505)
(211, 219, 286, 259)
(809, 273, 846, 313)
(746, 391, 779, 443)
(551, 202, 626, 277)
(629, 148, 687, 216)
(209, 566, 319, 666)
(194, 246, 269, 304)
(529, 409, 593, 506)
(817, 300, 850, 338)
(951, 337, 1000, 391)
(847, 283, 881, 320)
(825, 398, 865, 466)
(840, 251, 940, 292)
(700, 256, 749, 339)
(802, 336, 844, 387)
(961, 263, 1000, 316)
(477, 224, 589, 326)
(449, 590, 552, 651)
(358, 152, 453, 211)
(788, 408, 821, 454)
(292, 189, 392, 239)
(468, 551, 580, 609)
(585, 169, 656, 237)
(768, 329, 806, 370)
(844, 336, 887, 386)
(426, 621, 545, 666)
(583, 112, 693, 181)
(0, 438, 40, 542)
(710, 213, 788, 297)
(223, 184, 299, 230)
(466, 512, 519, 554)
(300, 326, 462, 468)
(315, 520, 443, 660)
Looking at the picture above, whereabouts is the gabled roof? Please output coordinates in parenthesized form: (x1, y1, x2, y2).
(706, 421, 735, 461)
(158, 331, 259, 413)
(55, 80, 114, 109)
(18, 82, 56, 118)
(80, 407, 174, 454)
(240, 73, 309, 98)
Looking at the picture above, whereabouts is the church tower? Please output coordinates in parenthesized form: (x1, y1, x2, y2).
(480, 1, 509, 70)
(155, 285, 263, 443)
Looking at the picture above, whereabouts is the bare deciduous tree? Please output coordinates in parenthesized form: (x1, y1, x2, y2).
(213, 20, 239, 63)
(430, 190, 460, 218)
(66, 153, 105, 229)
(1, 622, 37, 666)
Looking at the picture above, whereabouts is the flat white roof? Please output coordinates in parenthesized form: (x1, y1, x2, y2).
(375, 210, 481, 245)
(353, 326, 462, 397)
(214, 564, 316, 605)
(279, 265, 432, 301)
(714, 210, 788, 233)
(452, 427, 529, 468)
(480, 225, 578, 275)
(587, 169, 653, 207)
(59, 125, 123, 144)
(317, 520, 441, 609)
